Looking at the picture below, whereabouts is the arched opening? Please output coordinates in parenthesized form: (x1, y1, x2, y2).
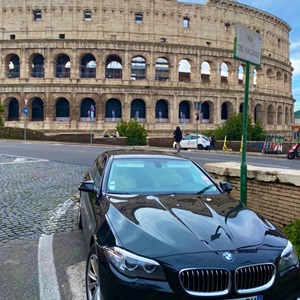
(254, 104, 263, 123)
(155, 99, 168, 122)
(131, 99, 146, 122)
(56, 54, 71, 78)
(277, 106, 283, 125)
(56, 98, 70, 121)
(32, 98, 44, 121)
(106, 55, 122, 79)
(267, 105, 275, 125)
(155, 57, 169, 81)
(8, 98, 19, 121)
(201, 101, 210, 123)
(221, 63, 228, 84)
(178, 59, 191, 82)
(131, 56, 146, 80)
(31, 54, 45, 78)
(105, 98, 122, 122)
(178, 101, 190, 123)
(201, 62, 210, 83)
(80, 98, 96, 121)
(7, 55, 20, 78)
(80, 54, 96, 78)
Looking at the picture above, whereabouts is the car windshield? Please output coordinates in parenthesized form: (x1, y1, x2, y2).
(107, 157, 219, 195)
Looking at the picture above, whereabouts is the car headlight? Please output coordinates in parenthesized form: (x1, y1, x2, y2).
(278, 240, 299, 272)
(104, 247, 166, 280)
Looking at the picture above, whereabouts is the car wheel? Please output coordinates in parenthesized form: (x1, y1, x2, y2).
(197, 144, 204, 150)
(86, 244, 105, 300)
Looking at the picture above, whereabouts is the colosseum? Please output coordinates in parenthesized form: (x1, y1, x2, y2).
(0, 0, 295, 135)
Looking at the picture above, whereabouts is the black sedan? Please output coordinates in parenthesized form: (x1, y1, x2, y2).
(78, 149, 300, 300)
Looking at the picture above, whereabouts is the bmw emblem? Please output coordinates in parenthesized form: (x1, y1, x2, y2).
(222, 252, 234, 262)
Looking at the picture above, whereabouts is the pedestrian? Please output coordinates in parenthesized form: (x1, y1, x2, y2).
(209, 134, 217, 151)
(173, 126, 183, 153)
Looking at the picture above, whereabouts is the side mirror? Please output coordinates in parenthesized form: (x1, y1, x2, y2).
(78, 180, 97, 194)
(219, 181, 232, 193)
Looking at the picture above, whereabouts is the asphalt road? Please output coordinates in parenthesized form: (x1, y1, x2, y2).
(0, 140, 299, 300)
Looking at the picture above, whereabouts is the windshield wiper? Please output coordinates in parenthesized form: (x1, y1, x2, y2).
(197, 184, 215, 195)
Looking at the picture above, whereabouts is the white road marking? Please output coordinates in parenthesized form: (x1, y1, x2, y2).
(38, 199, 74, 300)
(38, 235, 61, 300)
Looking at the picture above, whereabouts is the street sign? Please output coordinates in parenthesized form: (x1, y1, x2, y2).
(24, 98, 28, 106)
(234, 22, 262, 66)
(24, 107, 28, 115)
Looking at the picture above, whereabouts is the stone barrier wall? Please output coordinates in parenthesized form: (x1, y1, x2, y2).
(204, 162, 300, 228)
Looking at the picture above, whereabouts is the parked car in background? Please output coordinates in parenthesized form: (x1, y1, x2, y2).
(173, 134, 210, 150)
(78, 149, 300, 300)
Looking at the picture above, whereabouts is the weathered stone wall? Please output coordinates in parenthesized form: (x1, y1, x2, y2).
(204, 162, 300, 228)
(0, 0, 294, 134)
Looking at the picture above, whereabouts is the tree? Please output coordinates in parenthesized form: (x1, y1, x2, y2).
(116, 118, 147, 146)
(213, 113, 266, 141)
(0, 103, 5, 126)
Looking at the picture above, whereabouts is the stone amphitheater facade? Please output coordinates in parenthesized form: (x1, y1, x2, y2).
(0, 0, 295, 135)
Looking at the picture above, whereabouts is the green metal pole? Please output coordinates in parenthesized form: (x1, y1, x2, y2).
(240, 61, 250, 205)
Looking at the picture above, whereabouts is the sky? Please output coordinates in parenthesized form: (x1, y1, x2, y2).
(179, 0, 300, 111)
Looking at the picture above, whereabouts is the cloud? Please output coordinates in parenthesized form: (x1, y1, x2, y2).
(291, 59, 300, 75)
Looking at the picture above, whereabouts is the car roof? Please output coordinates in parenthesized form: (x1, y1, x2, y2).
(103, 148, 187, 160)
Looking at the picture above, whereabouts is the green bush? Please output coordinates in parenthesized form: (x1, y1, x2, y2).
(282, 219, 300, 257)
(207, 113, 266, 141)
(116, 118, 147, 146)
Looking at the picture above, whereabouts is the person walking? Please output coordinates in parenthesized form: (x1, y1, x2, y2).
(209, 134, 217, 151)
(173, 126, 183, 153)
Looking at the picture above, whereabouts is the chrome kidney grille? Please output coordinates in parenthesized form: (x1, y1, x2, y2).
(235, 263, 276, 294)
(179, 263, 276, 296)
(179, 268, 231, 297)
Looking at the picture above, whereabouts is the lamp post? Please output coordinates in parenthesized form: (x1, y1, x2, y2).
(24, 98, 28, 141)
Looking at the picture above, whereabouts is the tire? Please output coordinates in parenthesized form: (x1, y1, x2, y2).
(78, 201, 83, 230)
(197, 144, 204, 150)
(287, 152, 295, 160)
(86, 244, 105, 300)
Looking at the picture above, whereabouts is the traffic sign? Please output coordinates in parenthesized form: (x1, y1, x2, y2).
(234, 22, 262, 66)
(90, 105, 94, 112)
(24, 107, 28, 115)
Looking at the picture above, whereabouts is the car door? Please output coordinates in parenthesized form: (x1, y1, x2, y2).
(80, 153, 108, 246)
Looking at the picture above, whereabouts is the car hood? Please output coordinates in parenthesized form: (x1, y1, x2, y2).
(105, 193, 286, 258)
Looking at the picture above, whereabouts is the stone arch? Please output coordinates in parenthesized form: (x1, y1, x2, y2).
(105, 55, 122, 79)
(200, 61, 211, 83)
(105, 98, 122, 122)
(285, 106, 289, 125)
(32, 97, 44, 121)
(130, 56, 146, 80)
(267, 104, 275, 125)
(254, 103, 263, 123)
(80, 54, 96, 78)
(221, 62, 229, 84)
(131, 98, 146, 122)
(55, 98, 70, 120)
(6, 54, 20, 78)
(30, 54, 45, 78)
(155, 99, 169, 122)
(238, 64, 245, 85)
(201, 101, 214, 124)
(178, 59, 191, 82)
(277, 105, 283, 125)
(55, 54, 71, 78)
(7, 98, 19, 121)
(266, 68, 274, 89)
(155, 57, 169, 81)
(178, 100, 190, 122)
(80, 97, 96, 120)
(221, 101, 234, 123)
